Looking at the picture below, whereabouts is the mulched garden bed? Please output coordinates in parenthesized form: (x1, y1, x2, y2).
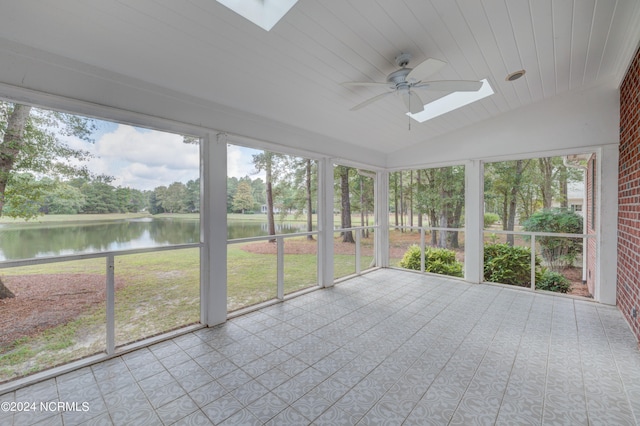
(0, 274, 124, 349)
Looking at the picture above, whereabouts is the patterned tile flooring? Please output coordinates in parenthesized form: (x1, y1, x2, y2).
(1, 269, 639, 425)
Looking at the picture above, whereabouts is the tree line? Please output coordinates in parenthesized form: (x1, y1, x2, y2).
(387, 158, 584, 248)
(1, 173, 201, 217)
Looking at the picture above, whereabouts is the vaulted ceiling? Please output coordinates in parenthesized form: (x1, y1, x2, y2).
(0, 0, 639, 157)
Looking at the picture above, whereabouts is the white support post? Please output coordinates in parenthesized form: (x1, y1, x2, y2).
(420, 228, 425, 273)
(376, 171, 390, 268)
(318, 158, 335, 287)
(106, 254, 115, 355)
(596, 144, 619, 305)
(201, 133, 228, 326)
(355, 231, 361, 274)
(465, 160, 483, 283)
(277, 237, 284, 299)
(530, 235, 536, 290)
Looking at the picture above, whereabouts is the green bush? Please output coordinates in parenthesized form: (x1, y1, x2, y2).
(484, 213, 500, 228)
(399, 245, 463, 278)
(537, 269, 572, 293)
(522, 209, 583, 270)
(483, 243, 540, 287)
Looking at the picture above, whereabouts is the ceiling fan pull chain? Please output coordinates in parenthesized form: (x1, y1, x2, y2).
(408, 91, 411, 131)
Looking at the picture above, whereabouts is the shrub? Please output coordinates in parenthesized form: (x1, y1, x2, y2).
(483, 243, 540, 287)
(484, 213, 500, 228)
(522, 209, 583, 270)
(399, 245, 463, 278)
(537, 269, 572, 293)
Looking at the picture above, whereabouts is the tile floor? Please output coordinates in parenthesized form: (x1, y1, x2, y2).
(1, 269, 639, 425)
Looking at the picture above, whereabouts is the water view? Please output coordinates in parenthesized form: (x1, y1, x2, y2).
(0, 217, 313, 261)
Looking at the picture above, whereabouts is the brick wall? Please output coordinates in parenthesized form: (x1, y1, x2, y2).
(618, 44, 640, 342)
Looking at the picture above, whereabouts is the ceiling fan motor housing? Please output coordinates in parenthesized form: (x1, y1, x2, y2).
(387, 68, 413, 87)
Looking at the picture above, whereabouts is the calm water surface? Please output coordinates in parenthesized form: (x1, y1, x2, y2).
(0, 217, 311, 261)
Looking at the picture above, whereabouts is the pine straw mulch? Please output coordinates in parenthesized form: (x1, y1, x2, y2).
(240, 238, 406, 257)
(563, 267, 592, 298)
(0, 274, 125, 349)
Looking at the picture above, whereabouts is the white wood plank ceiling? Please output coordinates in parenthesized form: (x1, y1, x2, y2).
(0, 0, 638, 155)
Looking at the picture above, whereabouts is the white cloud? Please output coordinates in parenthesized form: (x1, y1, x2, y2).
(62, 123, 270, 189)
(62, 124, 200, 190)
(95, 125, 199, 170)
(227, 144, 263, 179)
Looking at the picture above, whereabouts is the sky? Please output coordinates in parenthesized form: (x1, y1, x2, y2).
(63, 119, 263, 190)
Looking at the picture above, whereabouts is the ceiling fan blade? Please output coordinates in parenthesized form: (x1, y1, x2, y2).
(401, 91, 424, 114)
(414, 80, 483, 92)
(350, 91, 394, 110)
(342, 81, 392, 87)
(407, 58, 447, 81)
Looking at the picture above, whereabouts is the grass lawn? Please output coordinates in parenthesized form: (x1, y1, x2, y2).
(0, 212, 152, 226)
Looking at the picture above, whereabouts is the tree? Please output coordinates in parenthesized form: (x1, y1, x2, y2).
(412, 166, 465, 248)
(116, 186, 147, 213)
(485, 160, 532, 246)
(338, 166, 354, 243)
(505, 160, 528, 245)
(304, 160, 314, 240)
(522, 209, 583, 270)
(393, 172, 399, 227)
(250, 177, 266, 210)
(44, 181, 86, 214)
(355, 171, 374, 238)
(161, 182, 188, 213)
(538, 157, 554, 209)
(0, 103, 95, 218)
(280, 157, 316, 240)
(226, 176, 239, 213)
(232, 180, 255, 213)
(0, 102, 95, 299)
(253, 152, 280, 242)
(77, 176, 120, 213)
(149, 187, 166, 214)
(185, 179, 200, 213)
(2, 173, 54, 217)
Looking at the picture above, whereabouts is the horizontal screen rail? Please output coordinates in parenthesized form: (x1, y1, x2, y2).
(0, 243, 202, 269)
(483, 229, 594, 239)
(227, 231, 319, 245)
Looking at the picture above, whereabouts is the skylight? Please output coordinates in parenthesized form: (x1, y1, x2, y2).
(216, 0, 298, 31)
(409, 79, 494, 123)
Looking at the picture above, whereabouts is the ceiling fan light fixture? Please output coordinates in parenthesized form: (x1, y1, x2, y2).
(506, 69, 526, 81)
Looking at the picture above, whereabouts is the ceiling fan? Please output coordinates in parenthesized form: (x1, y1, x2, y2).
(343, 53, 483, 114)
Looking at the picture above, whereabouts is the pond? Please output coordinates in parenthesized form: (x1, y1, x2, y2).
(0, 217, 313, 261)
